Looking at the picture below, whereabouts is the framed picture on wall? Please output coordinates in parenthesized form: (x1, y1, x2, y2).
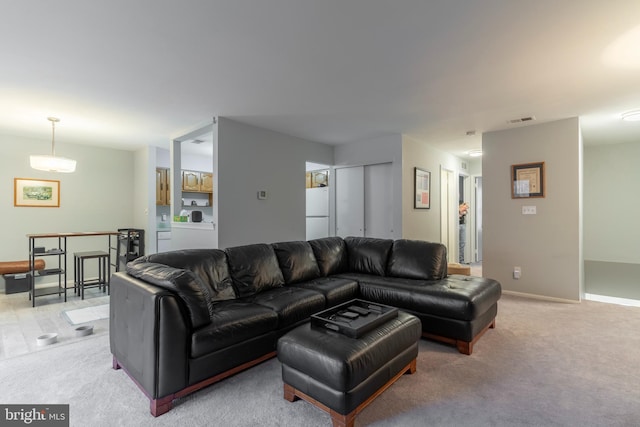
(414, 167, 430, 209)
(312, 171, 328, 187)
(511, 162, 545, 198)
(14, 177, 60, 207)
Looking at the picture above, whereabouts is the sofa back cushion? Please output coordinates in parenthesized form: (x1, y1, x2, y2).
(126, 259, 214, 329)
(387, 239, 448, 280)
(308, 237, 349, 276)
(344, 236, 393, 276)
(225, 244, 285, 297)
(272, 241, 321, 284)
(141, 249, 237, 302)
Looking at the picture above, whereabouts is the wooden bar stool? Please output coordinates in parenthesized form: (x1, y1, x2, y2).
(74, 251, 110, 299)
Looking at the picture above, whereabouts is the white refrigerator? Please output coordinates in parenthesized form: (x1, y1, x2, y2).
(306, 187, 329, 240)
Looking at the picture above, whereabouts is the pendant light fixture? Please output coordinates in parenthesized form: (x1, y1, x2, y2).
(30, 117, 77, 173)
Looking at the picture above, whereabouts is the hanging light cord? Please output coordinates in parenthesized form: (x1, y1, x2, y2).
(48, 117, 60, 156)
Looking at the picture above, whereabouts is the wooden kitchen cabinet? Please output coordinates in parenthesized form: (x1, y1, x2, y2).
(182, 170, 200, 192)
(182, 170, 213, 193)
(156, 168, 170, 205)
(200, 172, 213, 193)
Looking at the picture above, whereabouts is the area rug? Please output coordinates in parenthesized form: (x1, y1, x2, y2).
(62, 303, 109, 325)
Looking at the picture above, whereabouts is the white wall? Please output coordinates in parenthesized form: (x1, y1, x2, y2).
(401, 135, 466, 244)
(0, 133, 134, 289)
(482, 118, 583, 301)
(181, 152, 213, 173)
(134, 146, 154, 254)
(216, 117, 333, 248)
(584, 141, 640, 263)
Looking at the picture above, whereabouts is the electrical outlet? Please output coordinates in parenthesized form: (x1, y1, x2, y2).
(513, 266, 521, 279)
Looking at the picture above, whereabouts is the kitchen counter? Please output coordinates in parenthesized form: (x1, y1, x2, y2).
(171, 222, 215, 230)
(170, 222, 217, 250)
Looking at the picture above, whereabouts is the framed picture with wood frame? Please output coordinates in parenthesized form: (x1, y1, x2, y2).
(414, 167, 430, 209)
(511, 162, 545, 198)
(14, 178, 60, 207)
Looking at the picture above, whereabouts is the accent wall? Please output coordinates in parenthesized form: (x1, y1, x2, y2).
(482, 118, 583, 301)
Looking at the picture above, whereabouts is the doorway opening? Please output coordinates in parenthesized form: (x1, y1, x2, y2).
(306, 162, 331, 240)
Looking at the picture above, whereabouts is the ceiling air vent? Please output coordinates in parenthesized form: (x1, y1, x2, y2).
(507, 116, 536, 124)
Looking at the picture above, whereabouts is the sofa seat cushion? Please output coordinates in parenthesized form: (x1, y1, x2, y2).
(225, 244, 285, 298)
(308, 237, 349, 276)
(291, 277, 359, 306)
(340, 273, 501, 322)
(344, 237, 393, 276)
(272, 241, 321, 284)
(247, 287, 325, 329)
(387, 239, 448, 280)
(191, 301, 279, 358)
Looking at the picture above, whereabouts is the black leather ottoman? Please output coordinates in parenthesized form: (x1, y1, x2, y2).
(277, 311, 421, 427)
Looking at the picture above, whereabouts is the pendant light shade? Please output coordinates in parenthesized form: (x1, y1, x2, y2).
(30, 117, 76, 173)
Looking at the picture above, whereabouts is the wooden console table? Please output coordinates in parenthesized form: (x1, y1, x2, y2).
(27, 231, 119, 307)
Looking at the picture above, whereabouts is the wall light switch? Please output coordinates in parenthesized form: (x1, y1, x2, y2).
(257, 190, 268, 200)
(522, 206, 536, 215)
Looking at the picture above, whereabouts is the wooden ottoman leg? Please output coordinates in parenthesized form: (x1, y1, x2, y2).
(283, 383, 299, 402)
(405, 358, 417, 374)
(330, 410, 355, 427)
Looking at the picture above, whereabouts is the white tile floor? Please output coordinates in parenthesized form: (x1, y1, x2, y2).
(0, 288, 109, 360)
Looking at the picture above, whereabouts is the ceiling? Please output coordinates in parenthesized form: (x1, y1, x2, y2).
(1, 1, 639, 159)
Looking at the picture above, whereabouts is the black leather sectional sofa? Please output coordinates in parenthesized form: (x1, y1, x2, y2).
(109, 236, 501, 416)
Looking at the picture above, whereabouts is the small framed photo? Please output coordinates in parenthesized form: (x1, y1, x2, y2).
(414, 167, 430, 209)
(14, 178, 60, 207)
(311, 171, 328, 187)
(511, 162, 545, 198)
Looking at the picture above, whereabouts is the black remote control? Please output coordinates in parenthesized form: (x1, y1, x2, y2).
(367, 304, 383, 313)
(337, 310, 359, 319)
(349, 306, 370, 316)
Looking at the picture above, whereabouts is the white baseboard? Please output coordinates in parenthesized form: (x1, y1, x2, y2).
(584, 293, 640, 307)
(502, 290, 580, 304)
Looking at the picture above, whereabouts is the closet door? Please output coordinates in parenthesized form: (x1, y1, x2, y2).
(335, 166, 364, 237)
(364, 163, 394, 238)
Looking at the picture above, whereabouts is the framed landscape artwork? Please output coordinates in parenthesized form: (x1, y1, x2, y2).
(14, 178, 60, 207)
(414, 167, 430, 209)
(511, 162, 545, 198)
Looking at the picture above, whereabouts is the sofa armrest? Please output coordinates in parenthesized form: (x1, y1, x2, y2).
(110, 272, 190, 399)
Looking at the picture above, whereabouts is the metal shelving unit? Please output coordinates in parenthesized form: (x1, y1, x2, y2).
(116, 228, 145, 271)
(27, 234, 67, 307)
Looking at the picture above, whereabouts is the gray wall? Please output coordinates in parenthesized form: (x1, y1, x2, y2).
(0, 133, 134, 290)
(216, 117, 333, 248)
(584, 141, 639, 263)
(401, 135, 467, 244)
(482, 118, 583, 301)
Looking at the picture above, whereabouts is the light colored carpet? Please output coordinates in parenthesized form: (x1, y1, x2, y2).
(1, 294, 639, 427)
(62, 304, 110, 325)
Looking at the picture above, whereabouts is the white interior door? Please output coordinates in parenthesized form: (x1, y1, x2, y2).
(440, 167, 455, 261)
(335, 166, 364, 237)
(475, 176, 483, 262)
(364, 163, 394, 238)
